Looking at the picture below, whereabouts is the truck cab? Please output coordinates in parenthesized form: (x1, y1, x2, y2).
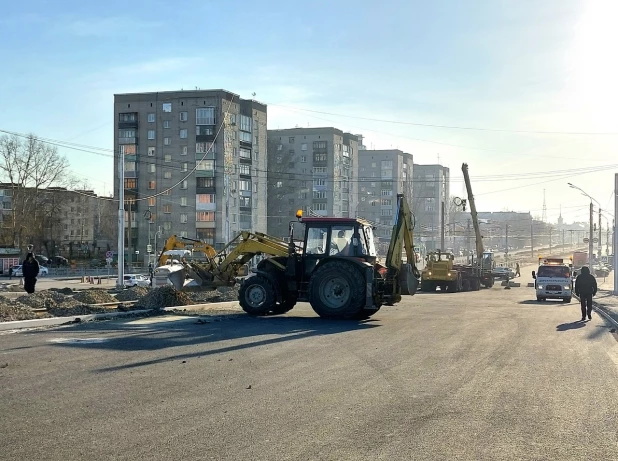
(532, 257, 572, 303)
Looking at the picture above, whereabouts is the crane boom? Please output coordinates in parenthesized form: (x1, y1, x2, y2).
(461, 163, 484, 258)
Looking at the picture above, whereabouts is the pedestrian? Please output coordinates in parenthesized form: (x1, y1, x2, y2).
(515, 262, 521, 277)
(8, 266, 12, 280)
(22, 252, 40, 294)
(148, 262, 153, 278)
(575, 266, 597, 321)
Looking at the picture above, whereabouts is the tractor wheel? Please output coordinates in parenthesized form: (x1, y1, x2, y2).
(239, 275, 276, 316)
(400, 263, 419, 295)
(308, 260, 365, 319)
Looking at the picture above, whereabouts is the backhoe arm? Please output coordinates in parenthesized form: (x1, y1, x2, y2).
(385, 194, 421, 278)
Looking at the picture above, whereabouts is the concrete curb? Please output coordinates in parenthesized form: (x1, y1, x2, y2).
(0, 301, 242, 332)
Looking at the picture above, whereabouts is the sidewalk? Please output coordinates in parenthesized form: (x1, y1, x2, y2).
(588, 273, 618, 324)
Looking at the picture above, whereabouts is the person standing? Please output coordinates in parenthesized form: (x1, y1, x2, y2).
(575, 266, 597, 321)
(515, 262, 521, 277)
(22, 252, 40, 294)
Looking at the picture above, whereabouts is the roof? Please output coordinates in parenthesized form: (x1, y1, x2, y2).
(301, 217, 372, 226)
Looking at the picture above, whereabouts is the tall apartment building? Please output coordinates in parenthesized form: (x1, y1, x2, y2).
(113, 90, 268, 262)
(266, 128, 358, 238)
(357, 150, 414, 249)
(412, 164, 450, 251)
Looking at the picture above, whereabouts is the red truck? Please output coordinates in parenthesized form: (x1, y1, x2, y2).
(572, 251, 587, 269)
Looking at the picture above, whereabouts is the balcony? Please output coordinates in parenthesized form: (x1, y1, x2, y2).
(196, 186, 216, 194)
(118, 120, 138, 129)
(119, 137, 137, 145)
(196, 134, 216, 143)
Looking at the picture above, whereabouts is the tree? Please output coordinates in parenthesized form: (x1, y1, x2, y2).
(0, 134, 74, 250)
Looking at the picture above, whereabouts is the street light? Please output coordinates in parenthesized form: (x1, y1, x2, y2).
(144, 210, 152, 264)
(568, 183, 595, 269)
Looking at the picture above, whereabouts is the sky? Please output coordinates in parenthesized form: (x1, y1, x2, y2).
(0, 0, 617, 227)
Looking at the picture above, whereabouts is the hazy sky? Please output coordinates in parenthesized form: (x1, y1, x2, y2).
(1, 0, 616, 226)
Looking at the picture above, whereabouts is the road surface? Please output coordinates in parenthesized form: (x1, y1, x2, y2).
(2, 280, 618, 460)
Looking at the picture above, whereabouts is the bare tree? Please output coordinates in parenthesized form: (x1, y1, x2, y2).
(0, 134, 74, 250)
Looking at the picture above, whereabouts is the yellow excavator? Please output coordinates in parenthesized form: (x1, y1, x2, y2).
(157, 235, 216, 266)
(166, 194, 421, 319)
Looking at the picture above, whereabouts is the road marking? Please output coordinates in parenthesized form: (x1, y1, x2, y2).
(49, 338, 109, 344)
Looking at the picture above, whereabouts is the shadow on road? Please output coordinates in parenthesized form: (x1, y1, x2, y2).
(518, 300, 569, 305)
(556, 321, 587, 331)
(46, 314, 380, 372)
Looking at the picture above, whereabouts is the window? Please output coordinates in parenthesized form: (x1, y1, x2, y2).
(313, 203, 327, 211)
(300, 155, 307, 163)
(313, 141, 327, 149)
(381, 160, 393, 169)
(240, 115, 252, 132)
(164, 155, 172, 163)
(239, 164, 250, 175)
(180, 111, 188, 122)
(239, 180, 251, 191)
(196, 142, 216, 153)
(164, 137, 171, 145)
(313, 167, 327, 174)
(197, 177, 214, 188)
(305, 227, 329, 254)
(119, 144, 136, 155)
(148, 130, 155, 140)
(119, 129, 136, 140)
(181, 180, 188, 190)
(148, 181, 156, 190)
(301, 143, 308, 151)
(239, 196, 251, 207)
(239, 148, 251, 159)
(196, 107, 215, 125)
(196, 126, 214, 136)
(381, 199, 392, 206)
(239, 131, 252, 143)
(181, 146, 187, 156)
(148, 164, 156, 173)
(180, 129, 188, 139)
(382, 181, 393, 188)
(181, 162, 188, 172)
(163, 189, 171, 195)
(252, 182, 258, 193)
(313, 178, 326, 186)
(314, 152, 327, 162)
(276, 181, 283, 188)
(148, 113, 155, 123)
(289, 137, 295, 143)
(163, 120, 170, 129)
(148, 197, 156, 206)
(196, 160, 215, 170)
(164, 221, 172, 231)
(381, 189, 392, 196)
(232, 214, 237, 223)
(381, 208, 393, 216)
(162, 103, 172, 112)
(180, 231, 188, 238)
(196, 211, 215, 222)
(124, 178, 137, 189)
(180, 213, 188, 223)
(148, 147, 155, 156)
(277, 145, 283, 151)
(163, 205, 172, 213)
(197, 194, 216, 203)
(164, 171, 172, 179)
(313, 190, 326, 199)
(180, 197, 188, 206)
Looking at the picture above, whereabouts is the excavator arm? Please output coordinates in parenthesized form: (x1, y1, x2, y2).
(157, 235, 217, 266)
(385, 194, 421, 295)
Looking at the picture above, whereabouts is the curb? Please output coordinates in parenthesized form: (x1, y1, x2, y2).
(573, 294, 618, 329)
(0, 301, 241, 332)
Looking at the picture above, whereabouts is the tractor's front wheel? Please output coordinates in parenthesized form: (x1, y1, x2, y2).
(239, 275, 277, 316)
(309, 261, 365, 319)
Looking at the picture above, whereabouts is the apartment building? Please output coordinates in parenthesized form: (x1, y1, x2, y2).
(113, 90, 268, 261)
(266, 128, 358, 238)
(412, 164, 450, 251)
(356, 150, 414, 249)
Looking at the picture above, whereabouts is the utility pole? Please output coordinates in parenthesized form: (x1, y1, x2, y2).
(562, 229, 565, 253)
(530, 220, 534, 258)
(440, 201, 445, 251)
(598, 207, 602, 259)
(588, 202, 594, 269)
(549, 227, 552, 254)
(117, 150, 125, 289)
(614, 173, 618, 295)
(127, 198, 132, 269)
(505, 223, 509, 264)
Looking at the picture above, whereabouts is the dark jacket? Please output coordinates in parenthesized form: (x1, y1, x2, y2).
(22, 253, 40, 279)
(575, 266, 597, 296)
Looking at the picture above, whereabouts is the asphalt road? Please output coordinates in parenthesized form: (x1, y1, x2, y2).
(2, 281, 618, 460)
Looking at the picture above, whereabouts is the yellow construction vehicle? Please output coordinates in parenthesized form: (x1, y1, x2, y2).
(157, 235, 216, 266)
(420, 250, 463, 292)
(168, 194, 420, 319)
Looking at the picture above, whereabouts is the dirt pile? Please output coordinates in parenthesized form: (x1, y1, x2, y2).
(0, 295, 39, 321)
(115, 286, 150, 302)
(16, 291, 82, 310)
(135, 286, 191, 309)
(72, 289, 117, 304)
(186, 286, 239, 304)
(46, 304, 113, 317)
(49, 287, 74, 295)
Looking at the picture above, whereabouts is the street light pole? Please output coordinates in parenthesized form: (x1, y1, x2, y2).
(568, 183, 598, 270)
(614, 174, 618, 295)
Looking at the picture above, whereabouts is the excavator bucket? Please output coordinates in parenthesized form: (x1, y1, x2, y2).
(167, 269, 187, 291)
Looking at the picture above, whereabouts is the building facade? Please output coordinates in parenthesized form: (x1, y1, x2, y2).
(356, 150, 414, 251)
(412, 164, 450, 251)
(113, 90, 268, 262)
(266, 128, 358, 238)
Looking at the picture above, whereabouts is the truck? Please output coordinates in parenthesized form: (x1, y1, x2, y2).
(419, 163, 495, 292)
(531, 257, 572, 302)
(166, 194, 421, 319)
(572, 251, 587, 270)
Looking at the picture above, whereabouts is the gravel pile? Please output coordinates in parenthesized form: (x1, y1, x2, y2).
(0, 295, 39, 321)
(49, 287, 74, 295)
(115, 286, 150, 302)
(46, 304, 113, 317)
(135, 286, 191, 309)
(17, 291, 82, 310)
(72, 289, 117, 304)
(186, 286, 239, 304)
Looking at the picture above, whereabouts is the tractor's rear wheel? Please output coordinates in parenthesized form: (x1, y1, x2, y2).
(309, 261, 365, 319)
(239, 275, 276, 316)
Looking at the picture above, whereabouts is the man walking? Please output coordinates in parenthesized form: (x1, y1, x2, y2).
(515, 262, 521, 277)
(575, 266, 597, 321)
(22, 251, 40, 294)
